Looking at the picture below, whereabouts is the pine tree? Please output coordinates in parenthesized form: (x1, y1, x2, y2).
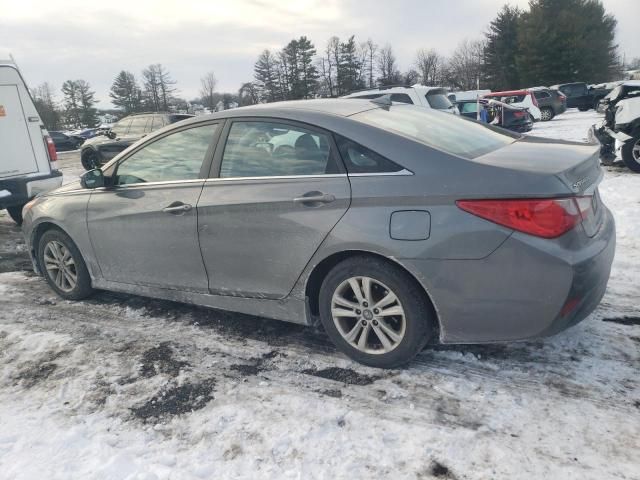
(338, 35, 365, 94)
(516, 0, 619, 86)
(282, 37, 318, 99)
(76, 80, 98, 127)
(32, 83, 62, 130)
(109, 71, 142, 114)
(61, 80, 81, 128)
(254, 50, 281, 102)
(483, 5, 522, 90)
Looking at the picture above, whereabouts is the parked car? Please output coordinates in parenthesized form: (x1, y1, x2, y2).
(529, 87, 567, 121)
(596, 80, 640, 113)
(341, 84, 459, 114)
(482, 90, 542, 121)
(72, 128, 99, 139)
(455, 98, 533, 132)
(550, 82, 610, 111)
(80, 112, 194, 169)
(49, 130, 84, 151)
(591, 95, 640, 172)
(22, 99, 615, 368)
(0, 59, 62, 225)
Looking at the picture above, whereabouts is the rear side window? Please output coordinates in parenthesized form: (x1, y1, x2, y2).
(425, 91, 454, 109)
(220, 121, 337, 178)
(533, 91, 550, 100)
(151, 116, 165, 131)
(336, 136, 403, 174)
(353, 105, 516, 159)
(390, 93, 413, 104)
(111, 118, 132, 137)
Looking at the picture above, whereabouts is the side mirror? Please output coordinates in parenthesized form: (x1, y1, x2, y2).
(81, 169, 105, 189)
(106, 130, 117, 139)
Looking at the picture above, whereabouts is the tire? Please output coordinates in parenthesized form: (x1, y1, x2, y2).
(318, 256, 434, 368)
(578, 106, 590, 112)
(621, 131, 640, 173)
(37, 229, 94, 300)
(6, 205, 24, 226)
(540, 107, 554, 122)
(81, 149, 100, 170)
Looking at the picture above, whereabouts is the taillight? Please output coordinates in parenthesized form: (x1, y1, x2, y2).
(44, 135, 58, 167)
(456, 197, 593, 239)
(513, 111, 526, 118)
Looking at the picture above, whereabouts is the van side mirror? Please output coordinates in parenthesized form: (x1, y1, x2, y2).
(81, 169, 105, 189)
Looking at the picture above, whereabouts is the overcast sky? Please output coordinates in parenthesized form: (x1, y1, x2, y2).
(1, 0, 638, 109)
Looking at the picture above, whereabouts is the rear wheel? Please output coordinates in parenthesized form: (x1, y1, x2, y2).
(38, 229, 94, 300)
(621, 131, 640, 173)
(6, 205, 24, 225)
(540, 107, 554, 121)
(319, 256, 434, 368)
(81, 149, 100, 170)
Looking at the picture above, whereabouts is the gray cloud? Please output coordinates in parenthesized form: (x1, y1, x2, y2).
(1, 0, 637, 109)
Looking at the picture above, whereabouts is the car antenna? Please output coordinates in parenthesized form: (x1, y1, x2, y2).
(370, 94, 392, 108)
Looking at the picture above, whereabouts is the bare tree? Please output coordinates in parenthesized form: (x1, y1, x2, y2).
(238, 81, 260, 106)
(200, 72, 217, 111)
(363, 39, 378, 88)
(415, 49, 444, 86)
(377, 44, 401, 86)
(142, 64, 176, 111)
(445, 39, 486, 90)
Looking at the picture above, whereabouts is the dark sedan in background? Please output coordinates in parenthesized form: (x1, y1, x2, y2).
(80, 112, 193, 169)
(49, 131, 84, 152)
(23, 99, 615, 368)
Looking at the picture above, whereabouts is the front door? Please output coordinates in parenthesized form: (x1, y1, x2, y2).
(197, 119, 351, 299)
(87, 122, 220, 292)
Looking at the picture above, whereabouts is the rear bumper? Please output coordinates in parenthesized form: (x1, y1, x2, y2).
(0, 170, 63, 209)
(402, 207, 616, 343)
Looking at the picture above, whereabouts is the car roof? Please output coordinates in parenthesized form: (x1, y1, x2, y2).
(342, 84, 447, 97)
(483, 89, 530, 97)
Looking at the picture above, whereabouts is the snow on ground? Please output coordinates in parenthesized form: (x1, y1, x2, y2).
(1, 111, 639, 480)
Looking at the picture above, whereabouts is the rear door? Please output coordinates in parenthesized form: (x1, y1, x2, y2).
(197, 119, 351, 299)
(0, 84, 39, 178)
(87, 122, 221, 291)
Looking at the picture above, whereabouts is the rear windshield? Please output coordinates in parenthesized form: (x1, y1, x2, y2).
(352, 105, 517, 159)
(425, 90, 453, 109)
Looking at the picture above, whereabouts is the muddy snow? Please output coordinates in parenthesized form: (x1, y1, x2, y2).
(0, 111, 638, 479)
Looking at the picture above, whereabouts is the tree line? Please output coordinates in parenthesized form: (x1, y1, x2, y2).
(33, 0, 625, 130)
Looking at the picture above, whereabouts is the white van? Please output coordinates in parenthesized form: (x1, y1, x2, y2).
(0, 59, 62, 225)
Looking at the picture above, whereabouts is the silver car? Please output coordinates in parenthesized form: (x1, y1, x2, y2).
(22, 99, 616, 368)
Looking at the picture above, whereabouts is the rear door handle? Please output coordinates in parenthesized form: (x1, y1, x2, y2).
(293, 192, 336, 205)
(162, 202, 192, 214)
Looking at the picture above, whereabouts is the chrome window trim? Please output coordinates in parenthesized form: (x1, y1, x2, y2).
(204, 173, 348, 183)
(347, 169, 414, 177)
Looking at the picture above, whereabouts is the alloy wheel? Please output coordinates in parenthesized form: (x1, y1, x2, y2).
(43, 240, 78, 292)
(633, 139, 640, 164)
(331, 276, 406, 355)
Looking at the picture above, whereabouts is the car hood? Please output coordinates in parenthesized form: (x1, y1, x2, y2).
(46, 179, 83, 196)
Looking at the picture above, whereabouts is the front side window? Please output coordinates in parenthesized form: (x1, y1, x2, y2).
(353, 104, 516, 159)
(219, 121, 336, 178)
(110, 118, 132, 137)
(115, 123, 218, 185)
(390, 93, 414, 104)
(127, 116, 148, 136)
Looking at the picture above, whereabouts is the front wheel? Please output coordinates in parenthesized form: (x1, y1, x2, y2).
(6, 205, 24, 225)
(319, 256, 434, 368)
(621, 131, 640, 173)
(81, 149, 100, 170)
(38, 229, 94, 300)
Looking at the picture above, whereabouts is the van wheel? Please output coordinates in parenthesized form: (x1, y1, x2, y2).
(621, 131, 640, 173)
(81, 149, 100, 170)
(7, 205, 24, 226)
(319, 256, 434, 368)
(37, 229, 94, 300)
(540, 107, 554, 121)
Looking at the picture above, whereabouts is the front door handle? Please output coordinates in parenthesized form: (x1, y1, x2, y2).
(293, 192, 336, 205)
(162, 202, 192, 214)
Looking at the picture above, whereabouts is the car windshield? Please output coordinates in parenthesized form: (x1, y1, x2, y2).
(352, 105, 517, 159)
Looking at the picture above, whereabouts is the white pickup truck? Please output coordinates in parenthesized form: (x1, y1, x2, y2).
(0, 59, 62, 224)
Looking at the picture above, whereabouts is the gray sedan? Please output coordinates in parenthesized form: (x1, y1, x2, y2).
(21, 99, 616, 368)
